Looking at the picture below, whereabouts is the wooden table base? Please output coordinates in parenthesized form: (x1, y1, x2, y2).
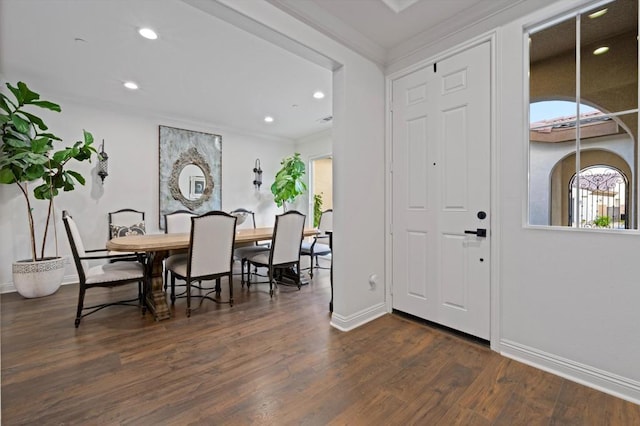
(145, 250, 171, 320)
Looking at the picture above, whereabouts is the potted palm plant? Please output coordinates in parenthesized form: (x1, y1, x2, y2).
(271, 152, 307, 211)
(0, 81, 96, 298)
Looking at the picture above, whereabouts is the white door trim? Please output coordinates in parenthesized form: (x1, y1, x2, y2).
(384, 30, 502, 350)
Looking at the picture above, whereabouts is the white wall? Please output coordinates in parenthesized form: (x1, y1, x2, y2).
(0, 92, 295, 290)
(384, 0, 640, 404)
(216, 0, 387, 330)
(497, 1, 640, 402)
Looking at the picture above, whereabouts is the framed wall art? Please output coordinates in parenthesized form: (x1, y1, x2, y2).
(159, 125, 222, 228)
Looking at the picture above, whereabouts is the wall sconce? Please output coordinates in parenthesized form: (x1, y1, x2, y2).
(253, 158, 262, 190)
(97, 139, 109, 183)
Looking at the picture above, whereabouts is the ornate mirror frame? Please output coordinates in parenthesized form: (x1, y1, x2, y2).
(159, 125, 222, 229)
(168, 147, 214, 210)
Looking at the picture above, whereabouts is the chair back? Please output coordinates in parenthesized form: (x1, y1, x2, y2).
(318, 209, 333, 235)
(188, 211, 237, 278)
(165, 210, 195, 234)
(270, 210, 306, 265)
(230, 208, 258, 248)
(230, 208, 256, 230)
(62, 211, 89, 279)
(109, 208, 145, 239)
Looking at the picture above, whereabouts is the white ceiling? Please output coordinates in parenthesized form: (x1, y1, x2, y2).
(266, 0, 526, 64)
(0, 0, 536, 141)
(0, 0, 333, 141)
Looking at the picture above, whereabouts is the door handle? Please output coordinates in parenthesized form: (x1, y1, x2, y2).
(464, 228, 487, 237)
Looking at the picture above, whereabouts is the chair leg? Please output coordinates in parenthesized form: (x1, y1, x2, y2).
(269, 268, 274, 297)
(164, 266, 168, 292)
(170, 273, 176, 305)
(186, 279, 192, 317)
(75, 285, 86, 327)
(229, 273, 234, 307)
(139, 280, 147, 315)
(296, 262, 301, 290)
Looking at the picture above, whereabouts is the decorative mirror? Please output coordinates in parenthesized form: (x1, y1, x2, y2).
(159, 125, 222, 229)
(168, 147, 214, 209)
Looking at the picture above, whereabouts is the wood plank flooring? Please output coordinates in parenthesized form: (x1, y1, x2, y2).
(2, 265, 639, 425)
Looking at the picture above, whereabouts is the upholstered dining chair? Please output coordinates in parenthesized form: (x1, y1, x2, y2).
(165, 211, 237, 317)
(107, 208, 146, 262)
(230, 208, 270, 285)
(108, 208, 146, 238)
(246, 210, 306, 297)
(301, 209, 332, 278)
(163, 210, 196, 291)
(63, 211, 147, 327)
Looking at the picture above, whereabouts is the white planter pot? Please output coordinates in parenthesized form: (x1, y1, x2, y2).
(12, 257, 65, 298)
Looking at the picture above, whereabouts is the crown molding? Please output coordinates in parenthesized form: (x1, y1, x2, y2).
(265, 0, 387, 66)
(183, 0, 340, 71)
(380, 0, 421, 14)
(388, 0, 525, 64)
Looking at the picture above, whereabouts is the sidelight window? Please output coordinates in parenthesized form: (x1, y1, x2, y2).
(527, 0, 638, 229)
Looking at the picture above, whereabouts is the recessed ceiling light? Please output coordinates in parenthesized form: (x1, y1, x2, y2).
(264, 116, 274, 123)
(588, 8, 608, 19)
(313, 91, 325, 99)
(593, 46, 609, 55)
(124, 81, 139, 90)
(138, 28, 158, 40)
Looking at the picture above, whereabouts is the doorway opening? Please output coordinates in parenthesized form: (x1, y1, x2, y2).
(309, 155, 333, 227)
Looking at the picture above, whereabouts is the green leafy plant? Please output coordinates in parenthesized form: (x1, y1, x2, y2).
(313, 193, 323, 227)
(271, 152, 307, 209)
(593, 216, 611, 228)
(0, 81, 96, 261)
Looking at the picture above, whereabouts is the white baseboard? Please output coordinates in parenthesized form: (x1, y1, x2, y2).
(500, 339, 640, 405)
(330, 302, 387, 331)
(0, 274, 78, 295)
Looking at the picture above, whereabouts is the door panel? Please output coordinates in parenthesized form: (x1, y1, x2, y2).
(440, 233, 467, 310)
(442, 106, 468, 209)
(392, 41, 491, 339)
(391, 66, 438, 318)
(407, 231, 428, 299)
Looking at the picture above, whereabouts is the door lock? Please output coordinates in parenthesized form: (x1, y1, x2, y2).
(464, 228, 487, 237)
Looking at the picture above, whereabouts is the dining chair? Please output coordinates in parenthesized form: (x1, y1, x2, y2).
(230, 208, 270, 285)
(108, 208, 146, 238)
(163, 210, 196, 291)
(301, 209, 332, 278)
(107, 208, 146, 262)
(165, 211, 237, 317)
(63, 211, 147, 327)
(246, 210, 306, 297)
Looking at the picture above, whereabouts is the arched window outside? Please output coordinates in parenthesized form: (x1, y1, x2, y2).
(569, 166, 628, 229)
(529, 100, 634, 228)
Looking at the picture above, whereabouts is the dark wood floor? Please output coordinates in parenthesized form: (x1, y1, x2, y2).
(2, 265, 639, 425)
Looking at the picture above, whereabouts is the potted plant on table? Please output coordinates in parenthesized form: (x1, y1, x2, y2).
(0, 81, 96, 298)
(271, 152, 307, 211)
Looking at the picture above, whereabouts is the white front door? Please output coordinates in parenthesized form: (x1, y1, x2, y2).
(391, 41, 491, 340)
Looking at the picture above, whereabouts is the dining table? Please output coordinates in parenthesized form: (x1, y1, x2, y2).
(106, 227, 319, 321)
